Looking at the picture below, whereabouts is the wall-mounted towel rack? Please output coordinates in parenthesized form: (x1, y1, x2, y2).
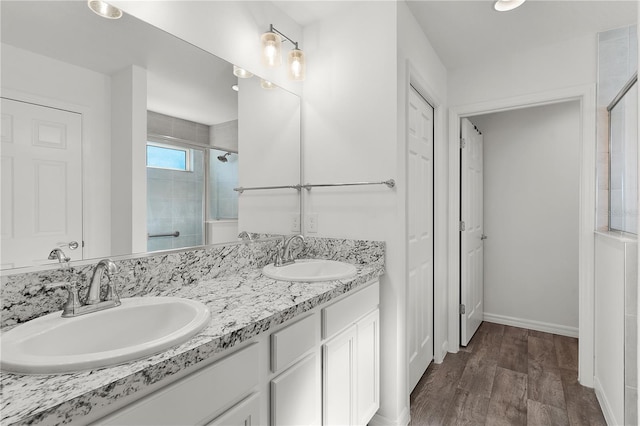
(302, 179, 395, 190)
(233, 185, 302, 194)
(233, 179, 395, 194)
(148, 231, 180, 238)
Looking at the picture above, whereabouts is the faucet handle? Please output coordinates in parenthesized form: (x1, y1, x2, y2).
(45, 282, 82, 317)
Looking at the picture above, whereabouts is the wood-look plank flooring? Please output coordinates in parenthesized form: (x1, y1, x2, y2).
(409, 322, 606, 425)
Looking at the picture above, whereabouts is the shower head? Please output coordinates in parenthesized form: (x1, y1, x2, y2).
(217, 152, 232, 162)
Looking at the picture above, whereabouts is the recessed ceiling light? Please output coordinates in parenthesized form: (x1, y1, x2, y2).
(233, 65, 253, 79)
(494, 0, 526, 12)
(87, 0, 123, 19)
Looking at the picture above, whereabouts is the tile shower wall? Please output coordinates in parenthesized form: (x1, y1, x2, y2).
(147, 151, 205, 251)
(147, 111, 209, 251)
(209, 148, 238, 220)
(597, 25, 638, 231)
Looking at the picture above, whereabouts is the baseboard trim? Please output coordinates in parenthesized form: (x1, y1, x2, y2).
(369, 406, 410, 426)
(483, 313, 579, 338)
(594, 376, 618, 426)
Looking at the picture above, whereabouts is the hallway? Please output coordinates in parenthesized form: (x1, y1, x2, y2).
(410, 322, 606, 425)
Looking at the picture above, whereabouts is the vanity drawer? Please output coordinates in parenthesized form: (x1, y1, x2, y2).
(322, 281, 379, 339)
(98, 343, 259, 425)
(271, 313, 317, 373)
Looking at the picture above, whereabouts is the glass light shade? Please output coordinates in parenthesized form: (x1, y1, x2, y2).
(233, 65, 253, 79)
(493, 0, 526, 12)
(87, 0, 122, 19)
(261, 79, 276, 90)
(288, 49, 305, 81)
(261, 32, 282, 68)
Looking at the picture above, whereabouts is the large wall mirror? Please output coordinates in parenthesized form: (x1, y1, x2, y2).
(0, 1, 301, 271)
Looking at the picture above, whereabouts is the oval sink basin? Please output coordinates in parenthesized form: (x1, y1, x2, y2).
(263, 259, 357, 282)
(0, 297, 210, 375)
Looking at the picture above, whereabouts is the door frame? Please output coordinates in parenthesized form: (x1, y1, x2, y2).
(447, 84, 597, 387)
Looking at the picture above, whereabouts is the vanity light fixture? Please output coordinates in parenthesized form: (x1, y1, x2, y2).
(261, 24, 305, 81)
(493, 0, 526, 12)
(87, 0, 122, 19)
(233, 65, 253, 79)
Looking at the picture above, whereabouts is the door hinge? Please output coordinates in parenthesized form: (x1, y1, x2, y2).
(460, 304, 466, 315)
(82, 240, 85, 248)
(459, 221, 466, 232)
(460, 137, 466, 149)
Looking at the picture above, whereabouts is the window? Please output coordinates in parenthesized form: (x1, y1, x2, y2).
(146, 143, 191, 171)
(608, 75, 638, 234)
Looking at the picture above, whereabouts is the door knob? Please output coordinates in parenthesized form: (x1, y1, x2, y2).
(480, 234, 488, 240)
(67, 241, 79, 250)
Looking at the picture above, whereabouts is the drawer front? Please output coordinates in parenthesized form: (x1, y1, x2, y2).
(207, 393, 261, 426)
(322, 280, 379, 339)
(271, 313, 317, 373)
(98, 343, 259, 425)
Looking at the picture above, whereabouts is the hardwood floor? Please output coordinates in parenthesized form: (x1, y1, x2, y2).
(409, 322, 606, 426)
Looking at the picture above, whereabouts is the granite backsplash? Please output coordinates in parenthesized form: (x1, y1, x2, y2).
(1, 237, 384, 328)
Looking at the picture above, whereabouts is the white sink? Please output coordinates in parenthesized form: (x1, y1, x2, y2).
(0, 297, 210, 375)
(262, 259, 357, 282)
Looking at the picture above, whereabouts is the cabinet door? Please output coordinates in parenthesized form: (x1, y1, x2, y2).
(356, 309, 379, 425)
(271, 354, 318, 425)
(323, 325, 356, 426)
(207, 393, 260, 426)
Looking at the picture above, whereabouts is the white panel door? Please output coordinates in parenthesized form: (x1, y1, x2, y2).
(1, 98, 83, 268)
(407, 87, 434, 392)
(460, 118, 484, 346)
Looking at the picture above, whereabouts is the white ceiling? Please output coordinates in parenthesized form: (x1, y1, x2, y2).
(1, 1, 238, 126)
(273, 0, 638, 71)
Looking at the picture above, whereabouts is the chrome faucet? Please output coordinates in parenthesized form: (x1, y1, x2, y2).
(87, 259, 118, 305)
(45, 258, 121, 318)
(275, 234, 305, 267)
(48, 248, 70, 263)
(238, 231, 253, 241)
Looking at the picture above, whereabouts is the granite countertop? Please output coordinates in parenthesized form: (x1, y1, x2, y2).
(0, 261, 383, 425)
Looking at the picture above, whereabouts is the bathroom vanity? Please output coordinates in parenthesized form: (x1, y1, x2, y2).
(0, 238, 384, 425)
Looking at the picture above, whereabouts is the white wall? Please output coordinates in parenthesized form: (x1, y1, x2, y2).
(238, 76, 300, 235)
(449, 33, 597, 106)
(302, 2, 449, 424)
(111, 1, 302, 96)
(472, 101, 581, 335)
(1, 44, 112, 260)
(302, 2, 403, 424)
(110, 65, 148, 256)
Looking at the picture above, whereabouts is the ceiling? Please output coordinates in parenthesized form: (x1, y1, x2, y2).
(273, 0, 638, 71)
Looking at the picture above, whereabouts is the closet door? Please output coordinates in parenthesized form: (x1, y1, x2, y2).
(407, 87, 434, 391)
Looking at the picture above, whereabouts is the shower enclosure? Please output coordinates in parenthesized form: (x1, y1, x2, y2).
(146, 141, 238, 252)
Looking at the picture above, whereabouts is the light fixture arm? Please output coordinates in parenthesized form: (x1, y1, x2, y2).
(269, 24, 300, 50)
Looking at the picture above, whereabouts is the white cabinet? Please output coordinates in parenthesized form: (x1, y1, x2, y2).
(96, 344, 260, 425)
(356, 310, 380, 425)
(323, 325, 356, 425)
(271, 354, 318, 425)
(207, 393, 261, 426)
(322, 282, 380, 426)
(270, 314, 320, 425)
(93, 280, 379, 426)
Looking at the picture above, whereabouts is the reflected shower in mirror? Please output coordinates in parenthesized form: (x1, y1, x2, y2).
(0, 1, 301, 270)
